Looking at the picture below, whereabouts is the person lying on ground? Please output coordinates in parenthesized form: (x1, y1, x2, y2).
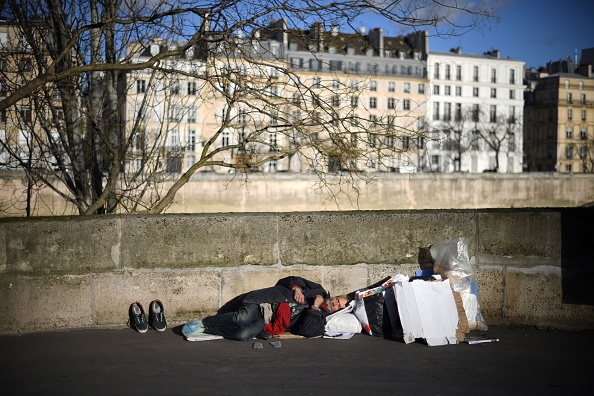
(182, 275, 349, 341)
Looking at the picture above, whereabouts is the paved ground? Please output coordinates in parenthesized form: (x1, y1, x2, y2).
(1, 325, 592, 395)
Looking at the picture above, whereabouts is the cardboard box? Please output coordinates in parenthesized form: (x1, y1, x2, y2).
(394, 279, 459, 346)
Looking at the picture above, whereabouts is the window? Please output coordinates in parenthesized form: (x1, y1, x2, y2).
(187, 130, 196, 151)
(188, 82, 197, 95)
(20, 105, 32, 123)
(455, 103, 462, 121)
(0, 57, 7, 71)
(581, 128, 588, 139)
(489, 105, 497, 123)
(491, 68, 497, 83)
(387, 98, 396, 109)
(564, 80, 570, 89)
(418, 84, 425, 94)
(472, 104, 480, 122)
(490, 88, 496, 98)
(403, 99, 411, 110)
(456, 65, 462, 81)
(566, 127, 573, 138)
(351, 96, 358, 108)
(568, 109, 572, 120)
(19, 58, 32, 73)
(565, 164, 572, 173)
(331, 79, 340, 89)
(137, 80, 146, 93)
(331, 95, 340, 107)
(217, 131, 229, 147)
(348, 62, 360, 73)
(268, 132, 278, 151)
(455, 86, 462, 96)
(433, 85, 440, 95)
(403, 83, 410, 93)
(580, 146, 587, 159)
(508, 133, 516, 151)
(473, 87, 479, 97)
(369, 81, 377, 91)
(445, 65, 451, 80)
(433, 102, 440, 120)
(473, 66, 479, 82)
(330, 60, 342, 71)
(434, 63, 440, 79)
(509, 106, 516, 123)
(311, 77, 321, 88)
(170, 81, 180, 95)
(402, 136, 410, 150)
(509, 89, 515, 99)
(444, 103, 452, 121)
(565, 145, 573, 159)
(310, 59, 320, 71)
(567, 93, 573, 103)
(510, 69, 516, 84)
(369, 97, 377, 109)
(367, 63, 378, 74)
(582, 94, 587, 104)
(582, 109, 587, 121)
(188, 107, 198, 123)
(19, 129, 29, 145)
(431, 155, 439, 165)
(388, 82, 395, 93)
(445, 86, 451, 96)
(350, 80, 360, 90)
(290, 57, 303, 68)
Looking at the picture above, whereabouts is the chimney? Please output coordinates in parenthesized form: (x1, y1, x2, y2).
(331, 25, 338, 36)
(369, 28, 384, 57)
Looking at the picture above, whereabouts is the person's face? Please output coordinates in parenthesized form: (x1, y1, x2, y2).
(330, 297, 347, 312)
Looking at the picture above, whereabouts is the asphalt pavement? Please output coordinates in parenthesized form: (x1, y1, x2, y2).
(1, 325, 592, 395)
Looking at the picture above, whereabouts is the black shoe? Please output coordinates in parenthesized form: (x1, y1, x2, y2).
(129, 302, 149, 333)
(149, 299, 167, 332)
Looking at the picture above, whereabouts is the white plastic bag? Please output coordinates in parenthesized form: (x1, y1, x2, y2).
(430, 237, 488, 331)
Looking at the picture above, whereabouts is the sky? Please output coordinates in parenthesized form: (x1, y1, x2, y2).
(357, 0, 594, 69)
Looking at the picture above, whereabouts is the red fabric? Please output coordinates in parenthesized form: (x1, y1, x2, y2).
(264, 302, 291, 336)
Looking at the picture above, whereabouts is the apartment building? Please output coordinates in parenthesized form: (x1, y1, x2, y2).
(125, 21, 431, 174)
(426, 49, 525, 173)
(524, 51, 594, 173)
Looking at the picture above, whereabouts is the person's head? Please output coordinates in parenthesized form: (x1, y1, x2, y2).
(327, 295, 349, 313)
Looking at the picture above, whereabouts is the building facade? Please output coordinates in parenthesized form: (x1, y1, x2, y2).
(524, 53, 594, 173)
(124, 21, 432, 175)
(426, 49, 525, 173)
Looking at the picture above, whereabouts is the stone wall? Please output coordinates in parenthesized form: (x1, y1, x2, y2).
(1, 171, 593, 216)
(0, 208, 593, 333)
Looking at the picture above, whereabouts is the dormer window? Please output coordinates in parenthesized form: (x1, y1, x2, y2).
(398, 50, 404, 60)
(150, 44, 160, 56)
(413, 51, 420, 60)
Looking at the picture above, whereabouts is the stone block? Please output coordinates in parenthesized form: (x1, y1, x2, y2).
(0, 274, 92, 333)
(119, 214, 278, 269)
(0, 217, 120, 274)
(278, 211, 476, 266)
(92, 270, 222, 326)
(478, 210, 561, 258)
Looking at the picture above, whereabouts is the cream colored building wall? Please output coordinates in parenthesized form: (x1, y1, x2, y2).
(556, 76, 594, 173)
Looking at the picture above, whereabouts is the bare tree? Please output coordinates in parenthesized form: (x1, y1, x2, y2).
(0, 0, 496, 215)
(437, 105, 477, 172)
(476, 111, 519, 172)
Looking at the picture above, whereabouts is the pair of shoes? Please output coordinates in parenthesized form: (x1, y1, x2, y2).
(128, 300, 167, 333)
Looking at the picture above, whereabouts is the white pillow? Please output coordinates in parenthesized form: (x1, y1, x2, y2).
(324, 313, 362, 334)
